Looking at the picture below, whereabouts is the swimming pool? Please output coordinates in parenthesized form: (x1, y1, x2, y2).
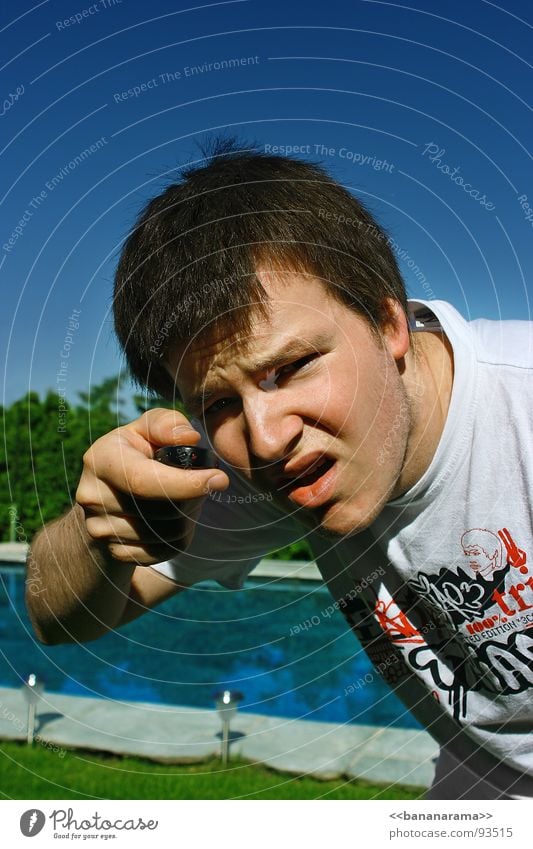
(0, 566, 419, 729)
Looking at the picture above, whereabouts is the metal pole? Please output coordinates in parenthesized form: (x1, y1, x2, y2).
(23, 674, 43, 745)
(221, 718, 230, 765)
(26, 702, 36, 745)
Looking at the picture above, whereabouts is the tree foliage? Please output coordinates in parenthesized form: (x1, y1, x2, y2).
(0, 375, 131, 543)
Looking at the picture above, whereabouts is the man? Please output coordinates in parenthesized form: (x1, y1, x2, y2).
(27, 141, 533, 800)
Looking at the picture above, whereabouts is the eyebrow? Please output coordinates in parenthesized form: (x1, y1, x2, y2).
(183, 334, 329, 415)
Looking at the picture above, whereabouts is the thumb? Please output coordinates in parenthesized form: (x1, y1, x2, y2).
(128, 408, 201, 447)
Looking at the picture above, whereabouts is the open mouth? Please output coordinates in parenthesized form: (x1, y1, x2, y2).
(279, 456, 335, 490)
(277, 456, 337, 508)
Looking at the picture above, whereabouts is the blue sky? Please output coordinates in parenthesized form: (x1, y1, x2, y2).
(2, 0, 532, 411)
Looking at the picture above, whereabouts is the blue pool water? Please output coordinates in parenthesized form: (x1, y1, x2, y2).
(0, 567, 419, 729)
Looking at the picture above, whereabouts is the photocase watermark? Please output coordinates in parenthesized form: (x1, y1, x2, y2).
(7, 504, 27, 546)
(50, 807, 158, 833)
(317, 208, 435, 299)
(1, 84, 25, 117)
(8, 506, 43, 596)
(113, 56, 260, 103)
(517, 194, 533, 229)
(20, 809, 46, 837)
(20, 806, 160, 837)
(376, 400, 410, 466)
(56, 0, 122, 31)
(376, 355, 427, 464)
(289, 565, 385, 635)
(3, 137, 108, 254)
(265, 142, 394, 173)
(57, 309, 82, 433)
(421, 143, 496, 211)
(26, 561, 43, 597)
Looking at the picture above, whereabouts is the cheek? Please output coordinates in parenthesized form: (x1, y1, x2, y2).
(324, 348, 393, 437)
(346, 371, 409, 469)
(210, 421, 246, 467)
(298, 368, 356, 430)
(322, 391, 358, 435)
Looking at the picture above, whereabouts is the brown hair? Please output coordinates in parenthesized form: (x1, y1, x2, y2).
(113, 138, 407, 400)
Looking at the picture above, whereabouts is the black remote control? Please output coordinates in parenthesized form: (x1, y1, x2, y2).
(154, 445, 218, 469)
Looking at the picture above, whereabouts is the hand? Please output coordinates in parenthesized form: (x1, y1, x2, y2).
(75, 409, 229, 565)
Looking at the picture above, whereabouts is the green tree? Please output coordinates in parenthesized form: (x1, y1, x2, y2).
(0, 376, 128, 542)
(131, 389, 185, 417)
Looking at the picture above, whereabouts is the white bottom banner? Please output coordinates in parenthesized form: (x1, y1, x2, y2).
(2, 799, 532, 848)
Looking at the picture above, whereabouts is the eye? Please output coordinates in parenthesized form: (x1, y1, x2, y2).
(276, 353, 320, 379)
(204, 397, 240, 417)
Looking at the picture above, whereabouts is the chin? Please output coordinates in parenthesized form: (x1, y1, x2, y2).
(316, 498, 382, 538)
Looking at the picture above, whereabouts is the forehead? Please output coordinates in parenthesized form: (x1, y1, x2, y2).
(165, 271, 366, 400)
(167, 271, 315, 354)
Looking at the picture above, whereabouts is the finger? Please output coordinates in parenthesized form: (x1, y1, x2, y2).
(128, 408, 201, 448)
(129, 496, 202, 522)
(85, 512, 192, 545)
(77, 476, 195, 521)
(77, 474, 130, 515)
(107, 540, 191, 566)
(89, 434, 229, 501)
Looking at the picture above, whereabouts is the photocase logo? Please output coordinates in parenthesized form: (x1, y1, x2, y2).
(20, 809, 46, 837)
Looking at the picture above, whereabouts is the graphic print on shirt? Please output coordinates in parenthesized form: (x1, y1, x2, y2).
(339, 593, 413, 686)
(405, 526, 533, 719)
(339, 527, 533, 722)
(373, 595, 425, 644)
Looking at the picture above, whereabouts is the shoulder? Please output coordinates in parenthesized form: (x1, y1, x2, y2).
(408, 299, 533, 371)
(469, 317, 533, 370)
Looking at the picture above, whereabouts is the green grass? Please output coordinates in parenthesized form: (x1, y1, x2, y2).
(0, 741, 424, 800)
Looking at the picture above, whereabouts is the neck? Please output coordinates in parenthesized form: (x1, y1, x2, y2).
(393, 329, 455, 498)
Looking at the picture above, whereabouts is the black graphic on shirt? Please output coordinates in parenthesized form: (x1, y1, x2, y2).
(340, 528, 533, 722)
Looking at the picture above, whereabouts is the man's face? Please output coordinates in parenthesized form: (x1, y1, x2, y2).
(462, 544, 496, 579)
(167, 271, 411, 537)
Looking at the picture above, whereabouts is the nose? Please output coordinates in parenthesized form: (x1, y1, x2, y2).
(243, 393, 303, 466)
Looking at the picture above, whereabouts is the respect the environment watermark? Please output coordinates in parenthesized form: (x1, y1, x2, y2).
(3, 137, 108, 254)
(317, 208, 435, 300)
(113, 56, 260, 103)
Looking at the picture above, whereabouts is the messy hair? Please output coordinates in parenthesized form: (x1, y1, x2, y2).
(113, 138, 407, 399)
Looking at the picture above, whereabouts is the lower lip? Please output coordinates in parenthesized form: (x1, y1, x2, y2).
(285, 461, 338, 509)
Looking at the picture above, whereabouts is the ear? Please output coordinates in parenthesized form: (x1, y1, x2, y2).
(380, 298, 410, 361)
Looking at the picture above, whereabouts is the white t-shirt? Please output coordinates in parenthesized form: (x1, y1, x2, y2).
(151, 300, 533, 797)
